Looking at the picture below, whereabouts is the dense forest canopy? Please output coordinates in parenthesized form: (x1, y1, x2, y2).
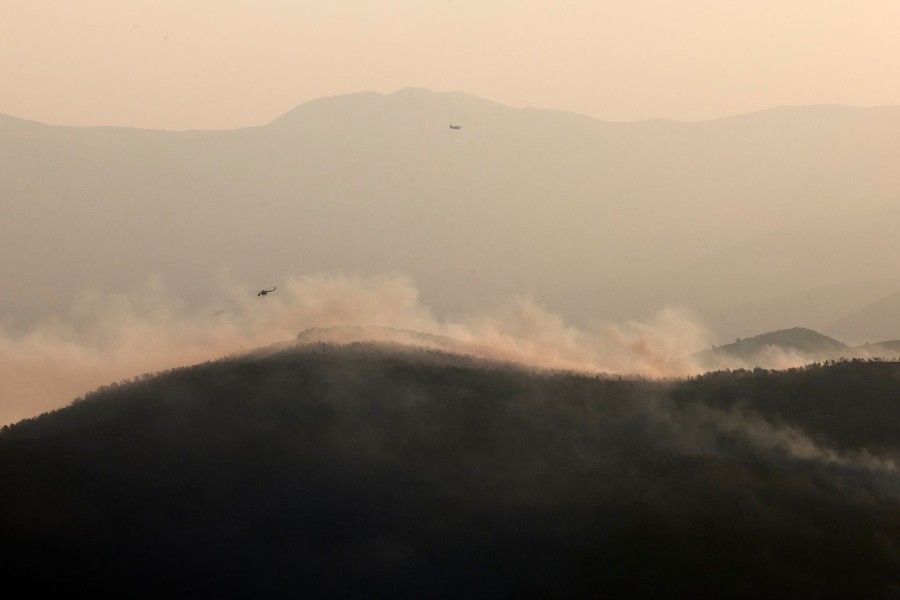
(2, 343, 898, 596)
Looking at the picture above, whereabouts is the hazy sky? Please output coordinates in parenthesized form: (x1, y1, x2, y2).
(3, 0, 900, 129)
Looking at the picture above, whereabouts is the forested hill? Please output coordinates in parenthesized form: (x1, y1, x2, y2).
(2, 344, 899, 596)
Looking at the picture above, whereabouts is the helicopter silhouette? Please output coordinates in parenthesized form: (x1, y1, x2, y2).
(449, 124, 462, 130)
(257, 286, 277, 297)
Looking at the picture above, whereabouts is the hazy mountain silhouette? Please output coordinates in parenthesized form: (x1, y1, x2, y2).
(854, 339, 900, 358)
(694, 324, 900, 369)
(1, 343, 899, 596)
(698, 278, 900, 342)
(3, 89, 900, 336)
(696, 327, 849, 368)
(827, 290, 900, 343)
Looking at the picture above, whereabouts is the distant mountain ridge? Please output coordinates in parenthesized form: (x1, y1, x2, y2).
(7, 90, 900, 130)
(708, 326, 847, 355)
(854, 339, 900, 356)
(3, 87, 900, 338)
(827, 289, 900, 342)
(696, 326, 900, 369)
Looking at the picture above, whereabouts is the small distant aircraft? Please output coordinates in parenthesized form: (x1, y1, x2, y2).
(449, 124, 462, 130)
(257, 286, 277, 297)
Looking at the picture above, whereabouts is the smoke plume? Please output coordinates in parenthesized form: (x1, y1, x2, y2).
(3, 273, 713, 424)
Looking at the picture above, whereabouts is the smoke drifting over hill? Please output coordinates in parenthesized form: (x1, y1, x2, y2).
(1, 274, 718, 425)
(2, 345, 899, 596)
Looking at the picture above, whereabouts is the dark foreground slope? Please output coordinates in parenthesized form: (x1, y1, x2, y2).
(1, 345, 899, 598)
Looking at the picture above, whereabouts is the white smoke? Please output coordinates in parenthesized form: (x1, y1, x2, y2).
(0, 273, 720, 425)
